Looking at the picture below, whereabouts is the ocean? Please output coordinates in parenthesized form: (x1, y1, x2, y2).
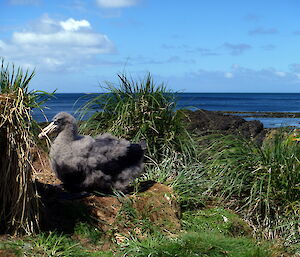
(32, 93, 300, 128)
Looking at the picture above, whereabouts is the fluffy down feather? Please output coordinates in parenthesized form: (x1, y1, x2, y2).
(39, 112, 145, 193)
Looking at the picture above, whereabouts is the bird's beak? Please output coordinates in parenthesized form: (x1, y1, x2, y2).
(38, 122, 58, 139)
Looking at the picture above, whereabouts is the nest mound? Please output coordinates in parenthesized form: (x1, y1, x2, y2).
(32, 148, 181, 244)
(38, 180, 180, 245)
(85, 182, 181, 233)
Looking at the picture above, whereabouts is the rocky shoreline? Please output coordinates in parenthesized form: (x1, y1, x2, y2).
(183, 109, 267, 144)
(219, 110, 300, 118)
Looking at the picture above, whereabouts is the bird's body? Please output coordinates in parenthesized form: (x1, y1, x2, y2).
(39, 112, 145, 193)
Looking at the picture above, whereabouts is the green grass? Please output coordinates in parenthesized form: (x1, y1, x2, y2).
(74, 222, 103, 245)
(200, 131, 300, 242)
(0, 208, 285, 257)
(122, 208, 273, 257)
(133, 128, 300, 253)
(182, 208, 251, 237)
(138, 152, 208, 210)
(78, 73, 195, 161)
(123, 232, 270, 257)
(0, 232, 115, 257)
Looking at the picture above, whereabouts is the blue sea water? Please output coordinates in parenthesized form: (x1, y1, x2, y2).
(32, 93, 300, 128)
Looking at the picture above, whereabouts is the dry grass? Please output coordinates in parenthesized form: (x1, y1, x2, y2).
(0, 60, 40, 235)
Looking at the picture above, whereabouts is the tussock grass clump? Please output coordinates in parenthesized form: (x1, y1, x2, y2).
(0, 59, 40, 235)
(201, 132, 300, 242)
(79, 73, 195, 161)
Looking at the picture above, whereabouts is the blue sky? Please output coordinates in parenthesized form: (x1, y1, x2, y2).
(1, 0, 300, 92)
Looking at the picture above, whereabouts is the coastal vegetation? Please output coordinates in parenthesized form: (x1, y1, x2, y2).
(201, 132, 300, 243)
(0, 62, 298, 256)
(79, 73, 195, 161)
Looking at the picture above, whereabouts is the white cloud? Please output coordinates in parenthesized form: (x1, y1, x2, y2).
(165, 66, 300, 92)
(59, 18, 91, 32)
(275, 71, 286, 77)
(12, 31, 109, 48)
(96, 0, 138, 8)
(224, 72, 234, 78)
(0, 16, 116, 72)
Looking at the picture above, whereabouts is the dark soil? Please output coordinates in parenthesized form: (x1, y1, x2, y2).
(0, 249, 17, 257)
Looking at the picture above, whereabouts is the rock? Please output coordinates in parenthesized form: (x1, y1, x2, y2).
(182, 109, 266, 144)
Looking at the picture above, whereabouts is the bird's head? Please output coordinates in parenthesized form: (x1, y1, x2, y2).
(38, 112, 77, 139)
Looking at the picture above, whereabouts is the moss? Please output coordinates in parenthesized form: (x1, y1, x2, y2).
(182, 207, 252, 237)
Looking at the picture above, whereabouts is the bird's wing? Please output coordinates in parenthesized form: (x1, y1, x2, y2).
(92, 133, 130, 160)
(71, 135, 96, 158)
(87, 133, 144, 173)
